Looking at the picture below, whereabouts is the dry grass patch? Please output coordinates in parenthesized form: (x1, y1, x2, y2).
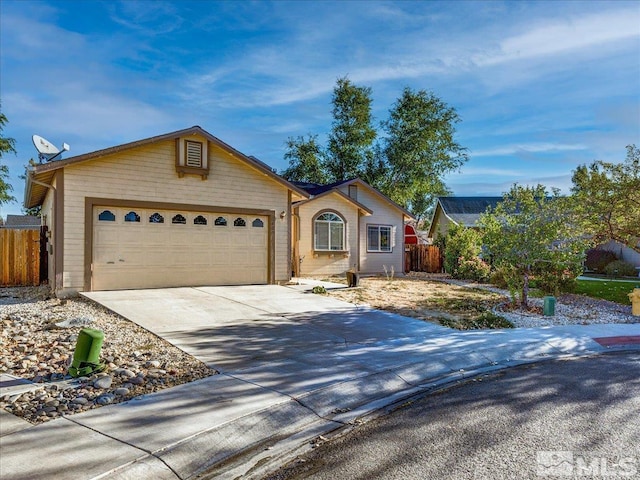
(328, 276, 509, 327)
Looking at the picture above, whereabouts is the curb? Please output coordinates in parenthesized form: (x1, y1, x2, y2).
(199, 347, 640, 480)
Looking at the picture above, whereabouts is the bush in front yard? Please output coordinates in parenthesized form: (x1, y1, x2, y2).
(443, 223, 483, 276)
(534, 268, 578, 296)
(603, 260, 637, 277)
(438, 312, 514, 330)
(454, 256, 491, 282)
(584, 249, 618, 273)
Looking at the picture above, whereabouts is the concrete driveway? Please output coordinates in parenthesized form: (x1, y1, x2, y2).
(4, 284, 638, 480)
(83, 284, 449, 398)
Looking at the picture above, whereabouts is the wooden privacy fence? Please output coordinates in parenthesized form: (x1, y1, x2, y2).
(405, 244, 443, 273)
(1, 229, 41, 286)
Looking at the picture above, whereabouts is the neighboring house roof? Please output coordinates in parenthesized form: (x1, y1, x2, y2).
(427, 196, 503, 237)
(292, 178, 415, 220)
(2, 214, 41, 229)
(24, 126, 309, 208)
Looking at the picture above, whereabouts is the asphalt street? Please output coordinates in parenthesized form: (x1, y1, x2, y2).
(264, 352, 640, 480)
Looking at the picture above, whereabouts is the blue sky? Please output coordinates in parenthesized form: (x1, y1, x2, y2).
(1, 0, 639, 218)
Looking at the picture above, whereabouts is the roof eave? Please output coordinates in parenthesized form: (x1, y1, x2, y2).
(294, 189, 373, 215)
(28, 126, 309, 200)
(347, 178, 415, 220)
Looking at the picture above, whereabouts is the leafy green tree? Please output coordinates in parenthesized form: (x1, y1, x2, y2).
(442, 222, 482, 275)
(280, 80, 467, 221)
(281, 135, 328, 184)
(325, 77, 377, 182)
(571, 145, 640, 253)
(479, 184, 589, 307)
(0, 109, 17, 206)
(379, 87, 467, 219)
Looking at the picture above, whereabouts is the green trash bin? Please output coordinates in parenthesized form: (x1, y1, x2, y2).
(543, 296, 556, 316)
(69, 328, 106, 378)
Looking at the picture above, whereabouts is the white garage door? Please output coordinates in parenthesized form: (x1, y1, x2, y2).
(92, 206, 268, 291)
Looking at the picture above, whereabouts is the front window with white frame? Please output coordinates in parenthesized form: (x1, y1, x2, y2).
(367, 225, 392, 252)
(314, 212, 345, 251)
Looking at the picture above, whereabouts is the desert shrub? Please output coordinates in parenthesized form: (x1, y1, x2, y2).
(454, 256, 491, 282)
(534, 269, 578, 296)
(584, 249, 618, 273)
(490, 266, 510, 289)
(604, 260, 637, 277)
(443, 223, 482, 275)
(438, 312, 513, 330)
(490, 264, 522, 302)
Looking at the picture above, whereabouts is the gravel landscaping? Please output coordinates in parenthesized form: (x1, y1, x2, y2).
(328, 274, 638, 329)
(443, 278, 637, 328)
(1, 286, 215, 425)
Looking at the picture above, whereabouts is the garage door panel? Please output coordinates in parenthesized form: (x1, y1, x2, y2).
(93, 227, 119, 246)
(93, 207, 269, 291)
(144, 227, 166, 244)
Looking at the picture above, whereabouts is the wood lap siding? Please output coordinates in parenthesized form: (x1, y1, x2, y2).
(338, 185, 404, 274)
(0, 229, 41, 286)
(62, 137, 290, 291)
(297, 195, 359, 276)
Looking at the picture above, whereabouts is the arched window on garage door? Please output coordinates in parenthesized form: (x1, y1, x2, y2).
(98, 210, 116, 221)
(124, 211, 140, 222)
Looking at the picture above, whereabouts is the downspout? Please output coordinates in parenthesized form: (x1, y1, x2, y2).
(292, 209, 301, 277)
(26, 170, 57, 292)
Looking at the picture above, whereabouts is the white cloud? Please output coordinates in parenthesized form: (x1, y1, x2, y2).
(449, 173, 574, 197)
(472, 143, 588, 157)
(474, 8, 640, 66)
(453, 167, 524, 177)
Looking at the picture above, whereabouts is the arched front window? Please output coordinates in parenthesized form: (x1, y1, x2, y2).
(314, 212, 345, 251)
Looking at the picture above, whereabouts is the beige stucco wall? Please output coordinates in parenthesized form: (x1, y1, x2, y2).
(337, 184, 404, 275)
(61, 135, 290, 294)
(296, 194, 359, 276)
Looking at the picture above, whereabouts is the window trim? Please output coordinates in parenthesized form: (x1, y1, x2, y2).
(367, 224, 393, 253)
(313, 210, 346, 252)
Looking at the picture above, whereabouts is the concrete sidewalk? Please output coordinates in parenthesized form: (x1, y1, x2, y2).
(1, 283, 639, 480)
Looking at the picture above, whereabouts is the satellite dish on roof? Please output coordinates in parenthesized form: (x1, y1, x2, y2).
(32, 134, 69, 162)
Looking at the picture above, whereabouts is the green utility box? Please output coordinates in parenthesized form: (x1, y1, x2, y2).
(69, 328, 106, 378)
(543, 296, 556, 316)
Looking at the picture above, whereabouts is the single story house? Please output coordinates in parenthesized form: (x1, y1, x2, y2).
(291, 179, 415, 277)
(427, 196, 502, 240)
(24, 126, 309, 296)
(24, 126, 415, 296)
(0, 214, 41, 229)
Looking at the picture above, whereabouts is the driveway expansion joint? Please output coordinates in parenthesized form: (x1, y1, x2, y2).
(64, 416, 183, 480)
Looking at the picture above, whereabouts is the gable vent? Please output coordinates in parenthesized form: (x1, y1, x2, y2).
(185, 141, 203, 168)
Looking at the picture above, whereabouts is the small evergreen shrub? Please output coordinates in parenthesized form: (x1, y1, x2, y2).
(443, 224, 482, 275)
(453, 256, 491, 282)
(604, 260, 637, 277)
(585, 249, 618, 273)
(535, 266, 580, 296)
(438, 312, 514, 330)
